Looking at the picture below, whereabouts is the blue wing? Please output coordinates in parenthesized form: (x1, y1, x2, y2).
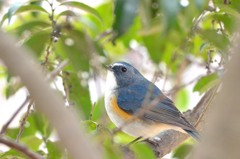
(117, 82, 178, 117)
(117, 82, 198, 136)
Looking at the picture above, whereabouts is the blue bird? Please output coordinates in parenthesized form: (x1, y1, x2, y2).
(105, 61, 200, 141)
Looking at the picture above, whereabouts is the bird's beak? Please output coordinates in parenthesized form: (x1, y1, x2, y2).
(105, 64, 113, 71)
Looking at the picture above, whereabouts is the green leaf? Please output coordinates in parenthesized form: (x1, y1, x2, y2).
(199, 42, 210, 52)
(62, 71, 92, 119)
(82, 120, 98, 133)
(215, 3, 240, 18)
(91, 97, 105, 121)
(28, 112, 52, 138)
(95, 2, 114, 29)
(194, 0, 208, 10)
(120, 16, 141, 45)
(10, 20, 50, 36)
(142, 30, 165, 63)
(114, 132, 135, 144)
(193, 73, 220, 94)
(139, 0, 158, 26)
(159, 0, 181, 31)
(15, 4, 48, 14)
(5, 128, 20, 139)
(175, 89, 189, 111)
(131, 143, 155, 159)
(55, 29, 98, 119)
(7, 2, 24, 23)
(23, 31, 50, 57)
(56, 30, 90, 72)
(112, 0, 139, 39)
(60, 1, 102, 21)
(0, 66, 7, 79)
(173, 144, 193, 159)
(227, 0, 240, 12)
(56, 10, 76, 19)
(46, 141, 63, 159)
(1, 3, 48, 25)
(103, 139, 123, 159)
(0, 149, 26, 159)
(20, 136, 42, 151)
(200, 29, 229, 50)
(211, 13, 236, 34)
(6, 126, 36, 140)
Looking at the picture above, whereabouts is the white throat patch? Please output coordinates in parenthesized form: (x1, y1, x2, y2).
(105, 70, 118, 113)
(105, 70, 117, 92)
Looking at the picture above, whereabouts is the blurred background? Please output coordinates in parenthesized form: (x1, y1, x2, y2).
(0, 0, 238, 158)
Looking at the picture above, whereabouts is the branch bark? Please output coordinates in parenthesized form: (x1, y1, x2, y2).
(0, 136, 44, 159)
(0, 31, 101, 159)
(191, 30, 240, 159)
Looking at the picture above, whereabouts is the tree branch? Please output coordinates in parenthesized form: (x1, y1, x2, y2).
(16, 99, 34, 142)
(192, 27, 240, 159)
(46, 59, 69, 81)
(0, 31, 101, 159)
(0, 136, 44, 159)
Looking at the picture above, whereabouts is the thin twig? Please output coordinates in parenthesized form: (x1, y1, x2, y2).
(191, 84, 220, 128)
(42, 40, 53, 65)
(206, 50, 214, 74)
(89, 102, 96, 120)
(162, 68, 169, 92)
(16, 99, 34, 142)
(46, 59, 69, 81)
(0, 136, 44, 159)
(42, 0, 59, 65)
(95, 30, 113, 41)
(0, 96, 30, 134)
(167, 75, 203, 95)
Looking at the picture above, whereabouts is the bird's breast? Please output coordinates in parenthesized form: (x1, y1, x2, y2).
(104, 93, 174, 138)
(105, 94, 131, 126)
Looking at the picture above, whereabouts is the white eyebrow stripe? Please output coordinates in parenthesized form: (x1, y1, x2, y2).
(112, 63, 126, 67)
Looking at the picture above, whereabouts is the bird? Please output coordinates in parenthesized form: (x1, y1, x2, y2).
(104, 61, 200, 141)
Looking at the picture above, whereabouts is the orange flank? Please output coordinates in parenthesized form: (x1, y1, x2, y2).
(110, 97, 132, 120)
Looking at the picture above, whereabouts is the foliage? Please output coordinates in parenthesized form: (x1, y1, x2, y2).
(0, 0, 238, 158)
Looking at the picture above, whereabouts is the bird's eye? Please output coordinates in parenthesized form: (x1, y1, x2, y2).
(121, 67, 127, 72)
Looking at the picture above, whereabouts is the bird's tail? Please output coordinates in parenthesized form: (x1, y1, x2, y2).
(184, 129, 201, 141)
